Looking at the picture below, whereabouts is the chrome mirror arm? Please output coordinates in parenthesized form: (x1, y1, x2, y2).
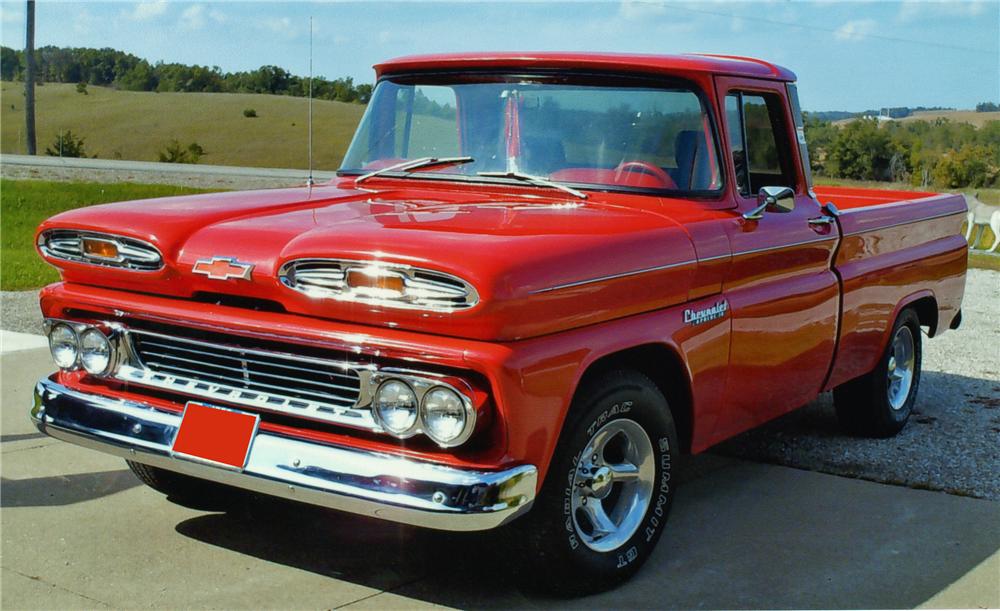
(743, 186, 795, 220)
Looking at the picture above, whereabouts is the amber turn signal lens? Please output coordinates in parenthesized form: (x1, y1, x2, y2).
(346, 269, 405, 292)
(82, 239, 119, 259)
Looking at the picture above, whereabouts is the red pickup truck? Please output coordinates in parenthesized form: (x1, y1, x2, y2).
(32, 53, 967, 592)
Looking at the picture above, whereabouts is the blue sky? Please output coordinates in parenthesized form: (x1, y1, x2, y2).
(1, 1, 997, 111)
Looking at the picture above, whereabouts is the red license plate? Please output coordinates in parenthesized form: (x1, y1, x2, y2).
(172, 403, 259, 470)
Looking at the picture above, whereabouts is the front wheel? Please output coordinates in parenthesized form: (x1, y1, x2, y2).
(513, 370, 678, 594)
(834, 308, 922, 437)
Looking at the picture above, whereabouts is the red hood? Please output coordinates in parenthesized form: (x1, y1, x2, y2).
(38, 181, 697, 340)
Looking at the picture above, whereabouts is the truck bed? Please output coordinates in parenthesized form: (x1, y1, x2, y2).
(814, 186, 968, 390)
(813, 185, 942, 210)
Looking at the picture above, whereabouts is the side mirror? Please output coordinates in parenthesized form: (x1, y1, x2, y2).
(743, 186, 795, 220)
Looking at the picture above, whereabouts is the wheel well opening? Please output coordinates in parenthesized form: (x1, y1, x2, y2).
(579, 344, 694, 454)
(907, 296, 939, 337)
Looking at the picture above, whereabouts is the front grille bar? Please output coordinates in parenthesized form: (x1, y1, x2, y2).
(116, 328, 381, 431)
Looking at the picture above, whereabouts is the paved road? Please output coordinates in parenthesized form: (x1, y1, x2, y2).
(2, 345, 998, 608)
(1, 154, 336, 189)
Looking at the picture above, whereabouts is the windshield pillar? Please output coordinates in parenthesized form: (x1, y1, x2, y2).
(502, 89, 521, 173)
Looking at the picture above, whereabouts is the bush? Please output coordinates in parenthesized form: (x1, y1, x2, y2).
(158, 140, 205, 164)
(243, 108, 257, 118)
(44, 130, 92, 158)
(75, 82, 88, 95)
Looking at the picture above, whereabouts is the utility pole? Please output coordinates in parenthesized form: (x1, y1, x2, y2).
(25, 0, 36, 155)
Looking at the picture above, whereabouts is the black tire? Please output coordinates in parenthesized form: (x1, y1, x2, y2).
(833, 308, 922, 437)
(126, 460, 246, 510)
(512, 370, 678, 594)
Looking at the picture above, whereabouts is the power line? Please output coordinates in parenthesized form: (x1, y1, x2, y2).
(666, 3, 996, 56)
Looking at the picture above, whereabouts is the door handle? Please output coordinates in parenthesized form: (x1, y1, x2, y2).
(808, 216, 836, 226)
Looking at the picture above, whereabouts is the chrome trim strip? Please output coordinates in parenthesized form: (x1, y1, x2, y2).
(31, 376, 536, 532)
(528, 259, 697, 294)
(840, 209, 965, 237)
(729, 235, 838, 258)
(528, 235, 839, 295)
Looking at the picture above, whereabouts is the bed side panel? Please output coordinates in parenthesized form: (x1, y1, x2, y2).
(825, 194, 967, 390)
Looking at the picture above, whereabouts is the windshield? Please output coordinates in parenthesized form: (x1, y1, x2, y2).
(340, 74, 723, 194)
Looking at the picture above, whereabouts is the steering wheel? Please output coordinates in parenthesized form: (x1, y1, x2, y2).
(615, 161, 674, 188)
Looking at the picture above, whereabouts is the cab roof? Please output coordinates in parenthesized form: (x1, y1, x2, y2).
(374, 52, 796, 82)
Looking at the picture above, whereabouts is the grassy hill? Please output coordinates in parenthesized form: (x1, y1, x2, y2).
(898, 110, 1000, 127)
(834, 109, 1000, 127)
(1, 82, 365, 170)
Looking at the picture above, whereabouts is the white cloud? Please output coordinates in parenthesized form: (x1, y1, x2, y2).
(180, 4, 205, 30)
(897, 0, 988, 23)
(208, 8, 227, 24)
(256, 16, 298, 38)
(834, 18, 877, 41)
(619, 0, 667, 21)
(126, 1, 168, 22)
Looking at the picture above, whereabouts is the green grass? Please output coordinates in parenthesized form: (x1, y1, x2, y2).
(1, 179, 219, 291)
(1, 81, 365, 170)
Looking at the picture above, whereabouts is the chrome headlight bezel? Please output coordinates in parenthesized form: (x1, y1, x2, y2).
(421, 385, 476, 447)
(366, 371, 478, 447)
(44, 319, 123, 377)
(48, 323, 80, 369)
(372, 379, 420, 437)
(79, 328, 113, 375)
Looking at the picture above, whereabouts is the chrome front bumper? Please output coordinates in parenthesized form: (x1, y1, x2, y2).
(31, 376, 536, 531)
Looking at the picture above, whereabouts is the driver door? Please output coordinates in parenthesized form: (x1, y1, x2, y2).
(712, 77, 841, 440)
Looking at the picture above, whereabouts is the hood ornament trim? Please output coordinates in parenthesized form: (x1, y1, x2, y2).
(193, 257, 254, 281)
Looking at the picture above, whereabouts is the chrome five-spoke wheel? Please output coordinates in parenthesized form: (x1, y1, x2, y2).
(887, 325, 915, 411)
(570, 418, 655, 552)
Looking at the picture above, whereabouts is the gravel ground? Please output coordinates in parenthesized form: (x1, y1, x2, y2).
(1, 290, 42, 334)
(3, 270, 997, 498)
(717, 267, 1000, 500)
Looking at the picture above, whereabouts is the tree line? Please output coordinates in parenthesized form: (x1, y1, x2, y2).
(803, 115, 999, 189)
(0, 45, 372, 103)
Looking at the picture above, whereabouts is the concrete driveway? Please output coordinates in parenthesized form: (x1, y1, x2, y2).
(2, 342, 998, 609)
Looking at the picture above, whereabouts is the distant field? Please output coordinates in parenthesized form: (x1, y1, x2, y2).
(900, 110, 1000, 127)
(1, 82, 365, 170)
(833, 109, 1000, 127)
(0, 179, 219, 290)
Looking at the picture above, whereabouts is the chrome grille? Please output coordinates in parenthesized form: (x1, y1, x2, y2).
(116, 329, 378, 430)
(38, 230, 163, 271)
(279, 259, 479, 311)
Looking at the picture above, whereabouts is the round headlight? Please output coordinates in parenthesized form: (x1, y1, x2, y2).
(79, 328, 113, 375)
(374, 379, 418, 435)
(48, 323, 79, 369)
(422, 387, 472, 446)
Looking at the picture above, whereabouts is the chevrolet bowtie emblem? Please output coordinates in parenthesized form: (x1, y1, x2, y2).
(192, 257, 254, 281)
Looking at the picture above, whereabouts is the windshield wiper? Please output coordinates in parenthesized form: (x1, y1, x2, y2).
(477, 170, 588, 200)
(354, 156, 474, 186)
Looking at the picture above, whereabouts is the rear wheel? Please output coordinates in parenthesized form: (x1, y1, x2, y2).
(513, 370, 677, 594)
(126, 460, 245, 510)
(834, 309, 922, 437)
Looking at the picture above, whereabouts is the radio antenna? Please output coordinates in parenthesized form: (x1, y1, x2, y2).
(307, 15, 314, 187)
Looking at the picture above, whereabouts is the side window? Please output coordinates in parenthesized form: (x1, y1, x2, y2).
(726, 91, 796, 196)
(725, 95, 748, 196)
